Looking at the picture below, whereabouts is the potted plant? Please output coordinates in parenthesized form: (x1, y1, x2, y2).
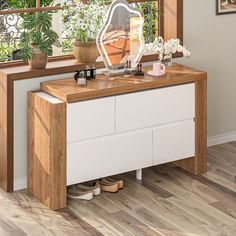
(63, 2, 108, 63)
(10, 0, 61, 69)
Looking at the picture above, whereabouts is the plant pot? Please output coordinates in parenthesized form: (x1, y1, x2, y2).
(29, 45, 48, 70)
(73, 40, 99, 63)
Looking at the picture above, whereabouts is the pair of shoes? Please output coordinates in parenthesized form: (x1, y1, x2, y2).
(67, 185, 93, 200)
(98, 178, 124, 193)
(67, 182, 100, 201)
(77, 182, 101, 196)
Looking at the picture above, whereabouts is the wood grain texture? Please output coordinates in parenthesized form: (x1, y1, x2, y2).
(0, 6, 62, 15)
(0, 73, 13, 191)
(41, 64, 207, 103)
(67, 142, 236, 236)
(0, 193, 103, 236)
(175, 77, 207, 174)
(0, 54, 183, 80)
(163, 0, 183, 43)
(28, 92, 67, 210)
(0, 59, 84, 81)
(0, 142, 236, 235)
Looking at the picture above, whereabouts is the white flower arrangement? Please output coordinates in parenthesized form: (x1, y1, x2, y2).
(144, 36, 191, 61)
(63, 2, 108, 43)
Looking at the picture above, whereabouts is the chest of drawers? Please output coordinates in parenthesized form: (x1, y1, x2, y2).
(66, 83, 195, 186)
(28, 64, 207, 210)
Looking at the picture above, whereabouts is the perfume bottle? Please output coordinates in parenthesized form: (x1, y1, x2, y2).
(74, 70, 87, 86)
(134, 63, 144, 76)
(90, 65, 96, 79)
(85, 66, 91, 80)
(74, 70, 82, 81)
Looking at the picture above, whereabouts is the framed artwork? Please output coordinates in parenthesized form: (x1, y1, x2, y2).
(216, 0, 236, 15)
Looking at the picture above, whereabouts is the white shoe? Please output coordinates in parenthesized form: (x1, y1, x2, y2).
(77, 182, 101, 196)
(67, 185, 93, 200)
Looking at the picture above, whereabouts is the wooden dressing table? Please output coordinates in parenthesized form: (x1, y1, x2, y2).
(28, 64, 207, 210)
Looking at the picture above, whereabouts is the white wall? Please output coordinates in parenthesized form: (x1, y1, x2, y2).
(176, 0, 236, 137)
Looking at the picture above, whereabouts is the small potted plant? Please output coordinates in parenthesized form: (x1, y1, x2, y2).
(12, 0, 61, 69)
(144, 36, 191, 66)
(63, 2, 108, 63)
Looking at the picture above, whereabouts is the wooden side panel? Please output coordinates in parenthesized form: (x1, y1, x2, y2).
(0, 74, 13, 191)
(0, 73, 6, 189)
(163, 0, 183, 43)
(28, 92, 67, 210)
(175, 77, 207, 174)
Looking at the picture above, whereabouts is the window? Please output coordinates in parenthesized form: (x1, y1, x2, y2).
(0, 0, 63, 62)
(0, 1, 21, 62)
(61, 0, 160, 55)
(0, 0, 182, 65)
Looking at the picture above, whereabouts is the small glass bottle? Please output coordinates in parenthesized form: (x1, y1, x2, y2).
(85, 66, 91, 80)
(90, 65, 96, 79)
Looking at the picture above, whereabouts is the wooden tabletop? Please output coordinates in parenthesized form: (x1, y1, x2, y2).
(41, 64, 207, 103)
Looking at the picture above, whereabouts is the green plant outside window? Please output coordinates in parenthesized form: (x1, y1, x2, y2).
(1, 0, 159, 61)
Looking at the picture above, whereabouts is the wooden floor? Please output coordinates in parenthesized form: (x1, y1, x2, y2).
(1, 142, 236, 236)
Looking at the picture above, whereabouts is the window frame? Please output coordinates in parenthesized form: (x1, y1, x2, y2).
(0, 0, 62, 15)
(0, 0, 183, 69)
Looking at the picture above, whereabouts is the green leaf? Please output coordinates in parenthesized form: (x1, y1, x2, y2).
(36, 12, 52, 31)
(31, 31, 42, 45)
(18, 4, 61, 59)
(21, 14, 36, 30)
(20, 46, 33, 62)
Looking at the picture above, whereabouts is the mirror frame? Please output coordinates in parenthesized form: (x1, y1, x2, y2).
(96, 0, 144, 70)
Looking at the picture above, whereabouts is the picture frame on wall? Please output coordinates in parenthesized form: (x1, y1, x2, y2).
(216, 0, 236, 15)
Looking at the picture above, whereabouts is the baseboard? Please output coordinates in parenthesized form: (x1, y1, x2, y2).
(14, 177, 27, 191)
(207, 131, 236, 147)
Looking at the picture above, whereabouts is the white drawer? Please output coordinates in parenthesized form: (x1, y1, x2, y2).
(116, 83, 195, 132)
(67, 97, 115, 142)
(67, 130, 152, 185)
(153, 120, 195, 165)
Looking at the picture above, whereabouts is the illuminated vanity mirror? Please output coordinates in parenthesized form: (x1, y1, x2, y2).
(97, 0, 144, 71)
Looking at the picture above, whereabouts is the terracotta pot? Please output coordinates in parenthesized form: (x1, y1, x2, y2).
(73, 40, 99, 63)
(29, 44, 48, 70)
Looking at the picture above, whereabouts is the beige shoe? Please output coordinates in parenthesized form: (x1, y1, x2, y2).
(77, 182, 101, 196)
(67, 185, 93, 200)
(97, 180, 119, 193)
(103, 178, 124, 189)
